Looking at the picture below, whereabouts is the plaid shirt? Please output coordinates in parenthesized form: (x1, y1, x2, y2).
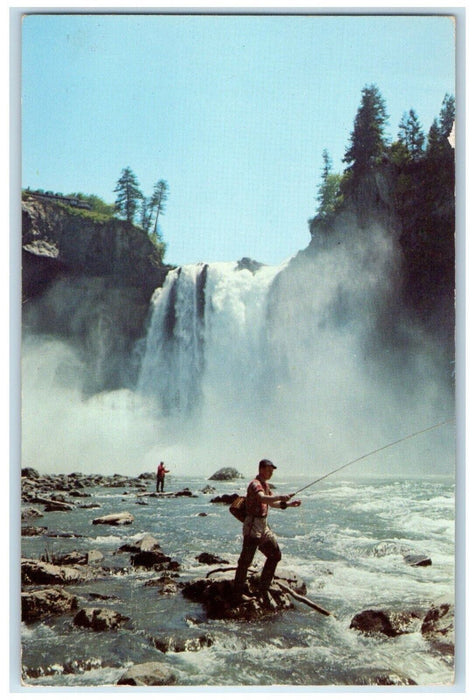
(246, 474, 271, 517)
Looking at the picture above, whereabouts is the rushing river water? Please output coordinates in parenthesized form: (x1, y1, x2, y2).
(20, 473, 456, 688)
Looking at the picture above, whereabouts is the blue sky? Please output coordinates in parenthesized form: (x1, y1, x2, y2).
(21, 12, 456, 266)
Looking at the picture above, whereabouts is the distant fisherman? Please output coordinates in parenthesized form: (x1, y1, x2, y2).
(233, 459, 301, 605)
(156, 461, 170, 492)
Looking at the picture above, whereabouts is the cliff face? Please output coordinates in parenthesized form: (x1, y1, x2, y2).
(22, 195, 172, 393)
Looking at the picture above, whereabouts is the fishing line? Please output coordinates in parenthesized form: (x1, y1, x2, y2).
(291, 418, 454, 497)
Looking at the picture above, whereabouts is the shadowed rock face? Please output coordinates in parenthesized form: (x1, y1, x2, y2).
(22, 196, 172, 392)
(22, 196, 168, 292)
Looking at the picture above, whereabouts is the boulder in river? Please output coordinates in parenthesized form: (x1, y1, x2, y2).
(117, 661, 177, 686)
(73, 607, 130, 631)
(21, 586, 78, 623)
(346, 667, 417, 686)
(208, 468, 244, 481)
(403, 553, 432, 567)
(210, 492, 239, 504)
(182, 571, 294, 620)
(350, 609, 423, 637)
(21, 558, 88, 586)
(92, 512, 134, 525)
(421, 601, 454, 655)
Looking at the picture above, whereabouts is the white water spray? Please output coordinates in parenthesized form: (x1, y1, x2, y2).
(21, 219, 454, 477)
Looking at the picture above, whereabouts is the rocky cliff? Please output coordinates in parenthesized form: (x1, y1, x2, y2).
(22, 195, 172, 393)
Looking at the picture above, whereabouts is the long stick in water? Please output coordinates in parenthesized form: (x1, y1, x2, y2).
(291, 419, 453, 497)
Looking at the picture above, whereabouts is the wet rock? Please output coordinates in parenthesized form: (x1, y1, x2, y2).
(21, 507, 44, 520)
(152, 633, 213, 653)
(21, 558, 88, 585)
(210, 493, 240, 504)
(350, 609, 422, 637)
(201, 485, 216, 494)
(138, 472, 154, 480)
(404, 554, 432, 567)
(131, 551, 171, 568)
(174, 488, 195, 497)
(117, 661, 177, 686)
(43, 500, 75, 512)
(21, 586, 78, 623)
(88, 592, 119, 601)
(73, 607, 130, 631)
(275, 569, 307, 596)
(145, 576, 182, 595)
(21, 526, 48, 537)
(421, 601, 454, 655)
(208, 468, 244, 481)
(46, 531, 83, 539)
(196, 552, 229, 565)
(136, 534, 160, 551)
(53, 550, 104, 566)
(182, 572, 293, 620)
(347, 668, 417, 686)
(92, 511, 134, 525)
(22, 467, 40, 479)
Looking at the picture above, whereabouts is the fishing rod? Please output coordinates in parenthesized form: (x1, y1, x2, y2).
(290, 419, 454, 498)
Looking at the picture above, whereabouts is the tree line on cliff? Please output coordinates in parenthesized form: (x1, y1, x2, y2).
(310, 84, 455, 328)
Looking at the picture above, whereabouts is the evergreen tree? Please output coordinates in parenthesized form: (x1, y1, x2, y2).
(139, 196, 154, 233)
(398, 109, 425, 160)
(151, 179, 169, 236)
(439, 93, 455, 138)
(426, 118, 446, 159)
(315, 150, 342, 220)
(114, 167, 143, 224)
(343, 84, 389, 175)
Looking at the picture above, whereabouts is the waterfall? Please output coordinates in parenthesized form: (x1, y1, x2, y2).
(136, 261, 286, 420)
(133, 222, 454, 477)
(21, 221, 454, 477)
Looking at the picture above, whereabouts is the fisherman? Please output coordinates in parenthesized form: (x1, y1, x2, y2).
(233, 458, 301, 605)
(156, 461, 169, 492)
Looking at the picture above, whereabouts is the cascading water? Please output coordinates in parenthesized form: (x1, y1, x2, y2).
(135, 261, 289, 464)
(21, 217, 454, 477)
(133, 218, 454, 477)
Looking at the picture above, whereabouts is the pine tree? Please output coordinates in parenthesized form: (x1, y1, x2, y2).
(114, 167, 143, 224)
(315, 150, 342, 220)
(398, 109, 425, 160)
(343, 84, 389, 175)
(139, 197, 154, 233)
(151, 180, 169, 236)
(439, 93, 455, 138)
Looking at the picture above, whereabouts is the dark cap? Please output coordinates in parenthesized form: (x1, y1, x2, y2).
(259, 459, 277, 470)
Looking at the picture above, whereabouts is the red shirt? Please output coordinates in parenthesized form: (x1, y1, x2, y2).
(246, 475, 271, 517)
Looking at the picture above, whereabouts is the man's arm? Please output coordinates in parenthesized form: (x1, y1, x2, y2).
(259, 492, 300, 507)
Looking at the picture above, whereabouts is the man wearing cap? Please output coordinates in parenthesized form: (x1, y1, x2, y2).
(233, 458, 301, 605)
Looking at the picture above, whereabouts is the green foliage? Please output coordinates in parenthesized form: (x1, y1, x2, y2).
(114, 167, 143, 223)
(315, 150, 343, 223)
(150, 179, 169, 236)
(439, 93, 455, 138)
(343, 84, 389, 176)
(397, 109, 425, 160)
(67, 192, 116, 217)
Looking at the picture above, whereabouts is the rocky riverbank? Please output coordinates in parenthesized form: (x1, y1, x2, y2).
(20, 469, 455, 687)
